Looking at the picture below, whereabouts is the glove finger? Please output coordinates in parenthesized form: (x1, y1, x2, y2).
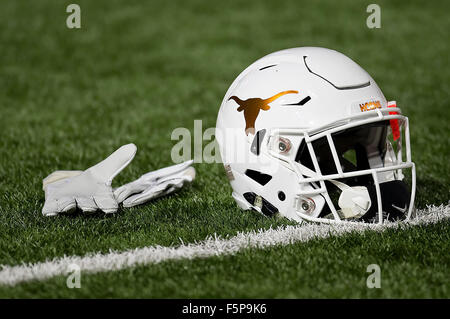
(123, 181, 173, 207)
(113, 186, 127, 203)
(152, 176, 192, 197)
(88, 144, 137, 185)
(122, 191, 161, 207)
(142, 160, 194, 181)
(58, 197, 77, 214)
(42, 199, 59, 216)
(114, 175, 158, 203)
(122, 178, 186, 208)
(183, 166, 196, 181)
(113, 183, 140, 204)
(158, 166, 196, 184)
(93, 195, 118, 214)
(76, 197, 98, 214)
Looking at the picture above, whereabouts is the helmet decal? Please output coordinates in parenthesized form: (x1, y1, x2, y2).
(228, 90, 298, 135)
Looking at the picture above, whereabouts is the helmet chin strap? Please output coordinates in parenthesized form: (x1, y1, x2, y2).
(293, 162, 372, 219)
(329, 180, 371, 219)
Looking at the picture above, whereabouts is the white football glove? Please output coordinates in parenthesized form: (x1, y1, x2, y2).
(113, 160, 196, 207)
(42, 144, 137, 216)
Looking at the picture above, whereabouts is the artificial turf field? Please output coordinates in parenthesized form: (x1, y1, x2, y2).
(0, 0, 449, 298)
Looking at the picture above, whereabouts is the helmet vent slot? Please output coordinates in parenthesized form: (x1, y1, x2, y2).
(243, 192, 279, 217)
(283, 95, 311, 106)
(250, 129, 266, 155)
(259, 64, 277, 71)
(245, 169, 272, 186)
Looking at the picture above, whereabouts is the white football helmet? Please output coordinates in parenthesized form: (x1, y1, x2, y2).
(216, 47, 416, 225)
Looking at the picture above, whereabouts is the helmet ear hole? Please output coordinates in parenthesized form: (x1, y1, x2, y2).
(278, 191, 286, 201)
(245, 169, 272, 186)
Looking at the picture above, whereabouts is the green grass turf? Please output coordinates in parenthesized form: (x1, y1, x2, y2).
(0, 0, 449, 297)
(1, 221, 448, 298)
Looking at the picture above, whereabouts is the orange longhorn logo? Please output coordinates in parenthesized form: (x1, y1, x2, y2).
(228, 90, 298, 135)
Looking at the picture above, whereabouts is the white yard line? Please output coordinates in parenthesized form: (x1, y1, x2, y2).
(1, 204, 449, 286)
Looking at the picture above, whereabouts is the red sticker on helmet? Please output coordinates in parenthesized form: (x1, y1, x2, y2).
(388, 101, 400, 141)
